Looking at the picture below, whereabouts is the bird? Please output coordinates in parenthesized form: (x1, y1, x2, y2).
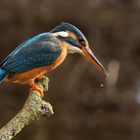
(0, 22, 108, 97)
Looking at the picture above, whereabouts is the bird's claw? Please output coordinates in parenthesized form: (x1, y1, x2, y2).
(29, 83, 44, 98)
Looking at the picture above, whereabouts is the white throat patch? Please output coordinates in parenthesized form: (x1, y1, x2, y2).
(68, 46, 83, 55)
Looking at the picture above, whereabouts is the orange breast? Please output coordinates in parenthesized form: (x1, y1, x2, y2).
(6, 41, 69, 84)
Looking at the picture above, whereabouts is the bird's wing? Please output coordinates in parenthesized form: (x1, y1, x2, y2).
(1, 33, 62, 74)
(0, 33, 52, 66)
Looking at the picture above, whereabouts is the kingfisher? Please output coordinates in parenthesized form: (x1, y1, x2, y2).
(0, 22, 108, 97)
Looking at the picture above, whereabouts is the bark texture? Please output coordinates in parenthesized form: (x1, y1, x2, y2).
(0, 77, 53, 140)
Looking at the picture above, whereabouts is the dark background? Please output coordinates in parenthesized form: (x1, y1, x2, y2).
(0, 0, 140, 140)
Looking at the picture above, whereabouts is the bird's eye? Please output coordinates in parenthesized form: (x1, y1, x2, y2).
(78, 38, 86, 46)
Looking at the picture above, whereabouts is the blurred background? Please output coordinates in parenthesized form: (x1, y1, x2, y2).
(0, 0, 140, 140)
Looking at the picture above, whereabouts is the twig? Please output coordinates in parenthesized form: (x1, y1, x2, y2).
(0, 77, 53, 140)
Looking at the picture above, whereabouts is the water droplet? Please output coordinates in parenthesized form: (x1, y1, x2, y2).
(100, 84, 104, 87)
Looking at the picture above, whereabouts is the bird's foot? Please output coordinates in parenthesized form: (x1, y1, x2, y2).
(35, 75, 49, 94)
(29, 83, 44, 98)
(36, 75, 47, 79)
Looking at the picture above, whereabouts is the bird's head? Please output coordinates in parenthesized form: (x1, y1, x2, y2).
(51, 22, 109, 76)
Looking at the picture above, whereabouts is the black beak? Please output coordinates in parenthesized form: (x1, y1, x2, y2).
(82, 47, 109, 76)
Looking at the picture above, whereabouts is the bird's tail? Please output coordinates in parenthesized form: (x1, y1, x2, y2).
(0, 69, 7, 84)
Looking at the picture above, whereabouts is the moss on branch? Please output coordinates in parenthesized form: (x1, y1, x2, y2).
(0, 77, 53, 140)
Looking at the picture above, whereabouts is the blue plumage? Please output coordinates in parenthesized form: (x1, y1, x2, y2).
(0, 22, 108, 90)
(0, 69, 6, 84)
(51, 22, 86, 42)
(0, 33, 62, 77)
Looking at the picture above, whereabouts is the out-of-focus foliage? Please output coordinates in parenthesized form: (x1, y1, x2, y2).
(0, 0, 140, 140)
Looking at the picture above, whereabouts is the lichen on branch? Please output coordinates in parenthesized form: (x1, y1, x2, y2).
(0, 77, 53, 140)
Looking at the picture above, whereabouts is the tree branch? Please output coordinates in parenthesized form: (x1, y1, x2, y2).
(0, 77, 53, 140)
